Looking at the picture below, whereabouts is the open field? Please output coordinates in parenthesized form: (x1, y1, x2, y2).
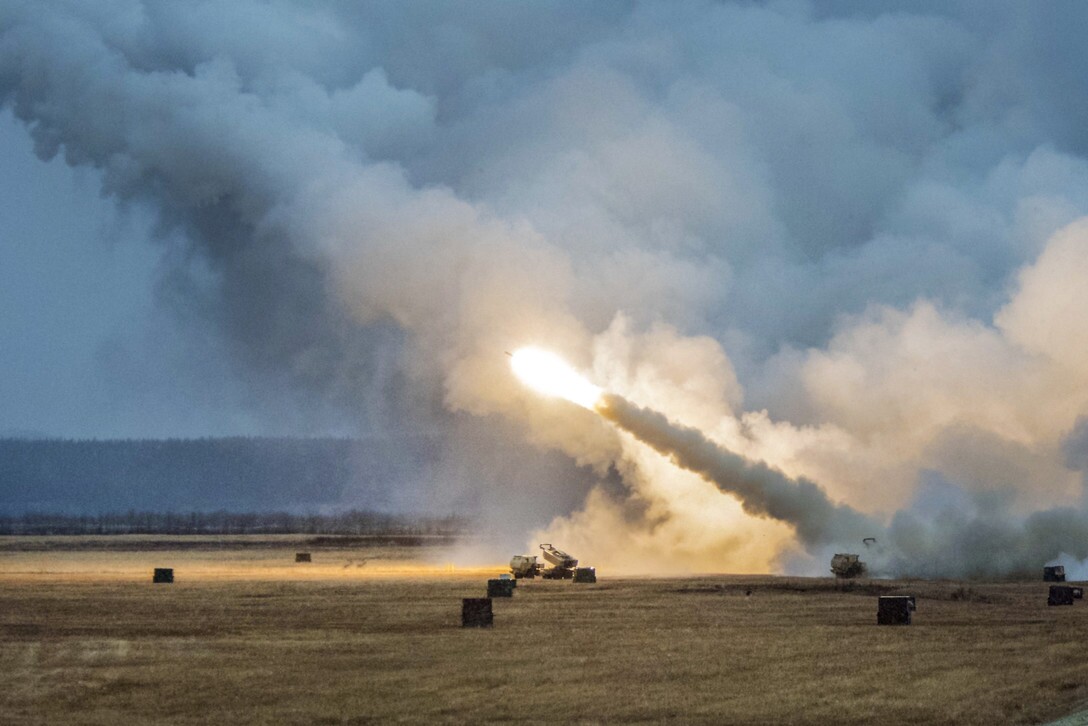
(3, 537, 1088, 724)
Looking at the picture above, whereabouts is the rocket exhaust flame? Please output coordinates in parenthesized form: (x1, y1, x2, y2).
(509, 347, 602, 410)
(510, 348, 1088, 575)
(510, 348, 876, 548)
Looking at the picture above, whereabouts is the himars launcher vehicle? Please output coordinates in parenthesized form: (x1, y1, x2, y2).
(510, 543, 596, 583)
(830, 553, 867, 579)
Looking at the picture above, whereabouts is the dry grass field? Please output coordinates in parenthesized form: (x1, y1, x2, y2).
(2, 537, 1088, 725)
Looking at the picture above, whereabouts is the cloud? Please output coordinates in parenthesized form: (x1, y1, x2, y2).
(4, 1, 1088, 574)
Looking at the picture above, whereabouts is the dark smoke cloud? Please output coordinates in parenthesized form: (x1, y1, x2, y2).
(880, 473, 1088, 579)
(1062, 416, 1088, 477)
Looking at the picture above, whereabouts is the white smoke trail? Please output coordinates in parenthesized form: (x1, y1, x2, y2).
(595, 392, 879, 548)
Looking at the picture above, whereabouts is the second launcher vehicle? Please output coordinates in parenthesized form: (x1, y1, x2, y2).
(511, 543, 596, 583)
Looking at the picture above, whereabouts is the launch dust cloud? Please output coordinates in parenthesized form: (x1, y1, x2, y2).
(5, 2, 1088, 577)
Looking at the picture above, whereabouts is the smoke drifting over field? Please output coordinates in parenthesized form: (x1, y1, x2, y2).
(5, 2, 1088, 576)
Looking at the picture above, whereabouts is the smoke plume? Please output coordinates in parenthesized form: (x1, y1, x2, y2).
(596, 393, 878, 547)
(4, 2, 1088, 576)
(592, 390, 1088, 578)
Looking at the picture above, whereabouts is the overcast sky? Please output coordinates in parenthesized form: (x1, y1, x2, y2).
(4, 1, 1085, 443)
(0, 108, 266, 438)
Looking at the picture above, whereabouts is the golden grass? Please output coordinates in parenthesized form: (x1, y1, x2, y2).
(2, 537, 1088, 724)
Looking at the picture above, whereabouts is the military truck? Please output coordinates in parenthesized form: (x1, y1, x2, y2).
(1044, 565, 1066, 582)
(830, 553, 867, 579)
(510, 543, 596, 582)
(509, 554, 541, 579)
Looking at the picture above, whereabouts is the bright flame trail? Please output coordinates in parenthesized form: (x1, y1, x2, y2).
(510, 348, 879, 547)
(509, 347, 602, 409)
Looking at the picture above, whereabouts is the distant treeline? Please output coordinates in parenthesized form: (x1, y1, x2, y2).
(0, 436, 442, 514)
(0, 510, 469, 536)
